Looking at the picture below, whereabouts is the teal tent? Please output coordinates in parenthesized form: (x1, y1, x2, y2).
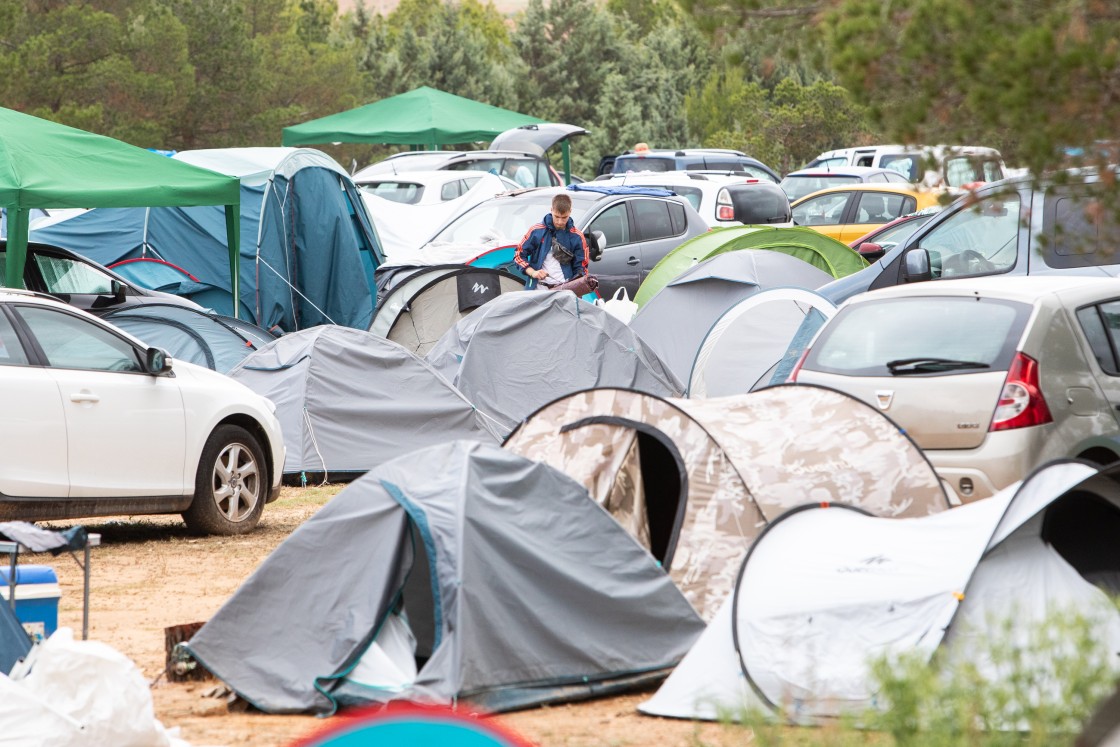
(281, 86, 544, 149)
(0, 108, 241, 312)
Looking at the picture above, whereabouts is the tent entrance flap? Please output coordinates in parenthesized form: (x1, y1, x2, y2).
(1041, 489, 1120, 595)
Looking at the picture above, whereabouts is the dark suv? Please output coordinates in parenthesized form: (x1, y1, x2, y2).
(818, 171, 1120, 303)
(604, 149, 780, 183)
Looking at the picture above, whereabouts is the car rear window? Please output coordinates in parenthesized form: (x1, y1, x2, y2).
(613, 156, 674, 173)
(1042, 184, 1120, 269)
(805, 296, 1030, 376)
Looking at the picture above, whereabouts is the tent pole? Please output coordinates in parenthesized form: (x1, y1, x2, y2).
(224, 205, 241, 318)
(562, 141, 572, 185)
(4, 208, 29, 289)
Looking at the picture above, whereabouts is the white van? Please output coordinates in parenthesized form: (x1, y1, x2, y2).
(805, 144, 1006, 189)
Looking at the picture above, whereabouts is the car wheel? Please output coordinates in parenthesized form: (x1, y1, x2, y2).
(183, 424, 267, 535)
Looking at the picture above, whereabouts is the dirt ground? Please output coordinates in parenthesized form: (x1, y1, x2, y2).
(25, 483, 758, 747)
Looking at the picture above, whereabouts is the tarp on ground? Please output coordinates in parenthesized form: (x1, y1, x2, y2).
(634, 226, 868, 306)
(641, 460, 1120, 722)
(228, 326, 502, 478)
(281, 86, 545, 148)
(426, 292, 683, 435)
(32, 147, 380, 333)
(629, 251, 833, 384)
(185, 441, 705, 714)
(503, 383, 950, 620)
(0, 107, 240, 310)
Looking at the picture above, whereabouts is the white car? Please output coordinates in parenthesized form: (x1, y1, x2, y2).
(594, 171, 792, 228)
(0, 290, 285, 534)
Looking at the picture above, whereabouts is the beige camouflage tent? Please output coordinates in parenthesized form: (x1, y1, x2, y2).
(503, 383, 950, 620)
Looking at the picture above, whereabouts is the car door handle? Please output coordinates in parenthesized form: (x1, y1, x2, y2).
(70, 391, 100, 404)
(626, 257, 640, 266)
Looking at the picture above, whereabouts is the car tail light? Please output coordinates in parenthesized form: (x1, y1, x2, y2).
(716, 188, 734, 220)
(990, 352, 1052, 431)
(787, 347, 811, 383)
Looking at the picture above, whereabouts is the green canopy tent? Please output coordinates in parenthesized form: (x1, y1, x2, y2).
(634, 226, 869, 307)
(0, 108, 242, 313)
(281, 86, 545, 150)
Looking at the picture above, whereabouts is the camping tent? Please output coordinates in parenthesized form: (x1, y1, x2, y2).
(228, 326, 502, 478)
(641, 460, 1120, 722)
(184, 441, 705, 714)
(634, 226, 868, 307)
(369, 265, 524, 355)
(0, 598, 30, 675)
(281, 87, 545, 149)
(32, 147, 380, 333)
(686, 288, 838, 397)
(629, 251, 833, 384)
(0, 107, 241, 310)
(426, 292, 683, 434)
(100, 304, 272, 374)
(503, 383, 950, 619)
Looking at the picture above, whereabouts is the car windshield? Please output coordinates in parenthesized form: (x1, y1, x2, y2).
(428, 194, 588, 245)
(864, 214, 936, 251)
(782, 175, 861, 201)
(806, 296, 1029, 376)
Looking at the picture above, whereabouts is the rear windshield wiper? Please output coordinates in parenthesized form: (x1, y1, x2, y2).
(886, 357, 991, 374)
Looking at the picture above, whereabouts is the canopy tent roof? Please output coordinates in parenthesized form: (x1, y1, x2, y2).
(0, 107, 241, 309)
(634, 225, 867, 307)
(281, 87, 545, 149)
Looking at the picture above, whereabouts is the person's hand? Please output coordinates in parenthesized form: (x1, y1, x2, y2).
(534, 269, 547, 279)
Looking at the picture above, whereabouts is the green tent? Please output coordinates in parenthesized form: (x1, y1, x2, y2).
(0, 107, 241, 311)
(281, 86, 545, 149)
(635, 226, 869, 307)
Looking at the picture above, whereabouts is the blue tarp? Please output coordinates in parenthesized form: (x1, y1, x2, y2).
(32, 148, 383, 333)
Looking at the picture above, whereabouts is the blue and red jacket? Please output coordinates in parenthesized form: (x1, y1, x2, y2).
(514, 213, 589, 290)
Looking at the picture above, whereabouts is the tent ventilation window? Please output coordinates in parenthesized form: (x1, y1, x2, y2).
(1040, 490, 1120, 595)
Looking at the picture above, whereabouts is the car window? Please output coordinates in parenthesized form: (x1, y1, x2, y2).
(793, 192, 850, 226)
(0, 311, 29, 366)
(865, 215, 934, 251)
(632, 200, 677, 241)
(429, 194, 571, 245)
(440, 180, 466, 201)
(615, 156, 674, 173)
(781, 175, 861, 202)
(884, 171, 912, 184)
(13, 305, 142, 372)
(1042, 185, 1120, 268)
(880, 155, 921, 181)
(919, 193, 1021, 278)
(653, 185, 701, 211)
(34, 254, 116, 295)
(856, 193, 913, 224)
(667, 201, 687, 233)
(1076, 302, 1120, 375)
(588, 203, 630, 247)
(447, 159, 503, 176)
(364, 181, 424, 204)
(806, 296, 1029, 376)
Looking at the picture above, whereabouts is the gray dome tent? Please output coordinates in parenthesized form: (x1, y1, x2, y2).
(369, 265, 524, 355)
(101, 303, 274, 374)
(228, 326, 500, 479)
(426, 292, 683, 434)
(629, 250, 833, 384)
(504, 384, 950, 620)
(185, 441, 705, 714)
(642, 459, 1120, 722)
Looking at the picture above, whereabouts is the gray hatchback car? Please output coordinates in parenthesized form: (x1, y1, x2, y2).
(424, 185, 709, 297)
(792, 276, 1120, 504)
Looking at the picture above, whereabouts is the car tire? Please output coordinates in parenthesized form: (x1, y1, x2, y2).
(183, 424, 267, 535)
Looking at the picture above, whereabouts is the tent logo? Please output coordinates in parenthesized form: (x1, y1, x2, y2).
(875, 390, 894, 410)
(473, 282, 492, 294)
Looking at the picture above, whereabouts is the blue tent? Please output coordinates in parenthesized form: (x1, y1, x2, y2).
(0, 596, 30, 675)
(32, 148, 384, 334)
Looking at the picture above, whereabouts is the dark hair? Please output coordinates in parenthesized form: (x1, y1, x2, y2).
(551, 193, 572, 213)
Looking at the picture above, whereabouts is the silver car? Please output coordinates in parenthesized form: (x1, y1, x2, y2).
(791, 276, 1120, 504)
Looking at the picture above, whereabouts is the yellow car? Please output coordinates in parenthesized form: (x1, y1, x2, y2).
(790, 184, 944, 243)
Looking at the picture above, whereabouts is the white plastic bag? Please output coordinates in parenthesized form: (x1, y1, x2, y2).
(596, 287, 638, 324)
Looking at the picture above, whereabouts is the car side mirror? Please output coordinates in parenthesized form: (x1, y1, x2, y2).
(145, 346, 172, 375)
(589, 230, 606, 261)
(111, 279, 126, 305)
(857, 242, 886, 262)
(902, 248, 933, 282)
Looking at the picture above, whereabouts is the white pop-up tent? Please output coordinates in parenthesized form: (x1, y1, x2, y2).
(641, 459, 1120, 722)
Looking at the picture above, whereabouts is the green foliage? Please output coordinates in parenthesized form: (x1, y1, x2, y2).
(822, 0, 1120, 176)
